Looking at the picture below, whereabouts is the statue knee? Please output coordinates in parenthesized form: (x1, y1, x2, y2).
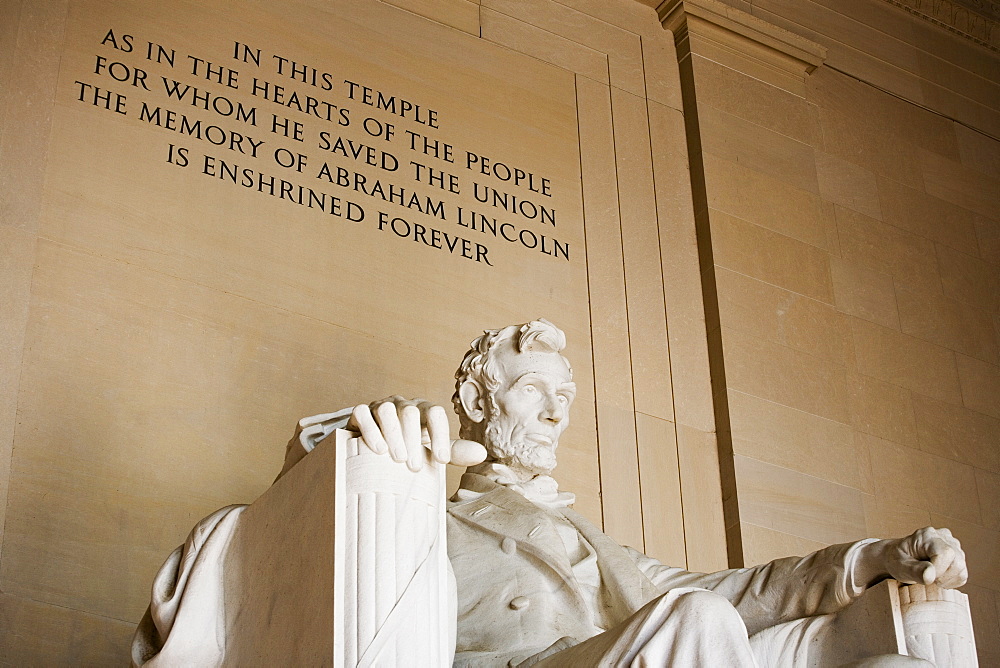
(632, 589, 753, 660)
(669, 589, 745, 632)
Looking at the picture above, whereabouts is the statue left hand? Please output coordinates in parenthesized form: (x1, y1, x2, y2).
(857, 527, 968, 590)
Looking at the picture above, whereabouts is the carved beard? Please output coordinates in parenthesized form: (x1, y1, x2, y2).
(483, 395, 558, 477)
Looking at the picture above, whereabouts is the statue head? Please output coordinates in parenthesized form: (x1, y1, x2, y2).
(452, 319, 576, 479)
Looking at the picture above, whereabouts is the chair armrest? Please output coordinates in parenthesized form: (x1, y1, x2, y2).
(818, 580, 978, 667)
(897, 582, 978, 667)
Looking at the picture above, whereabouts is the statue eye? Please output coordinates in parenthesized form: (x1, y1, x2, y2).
(524, 385, 537, 393)
(557, 395, 569, 404)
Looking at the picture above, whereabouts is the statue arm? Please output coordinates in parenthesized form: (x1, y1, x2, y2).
(623, 542, 873, 635)
(625, 526, 967, 637)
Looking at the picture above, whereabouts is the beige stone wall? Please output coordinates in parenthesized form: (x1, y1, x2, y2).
(665, 0, 1000, 663)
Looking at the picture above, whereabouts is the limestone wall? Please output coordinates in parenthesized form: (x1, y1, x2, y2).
(662, 0, 1000, 663)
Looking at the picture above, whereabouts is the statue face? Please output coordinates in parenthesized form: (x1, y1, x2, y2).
(484, 346, 576, 476)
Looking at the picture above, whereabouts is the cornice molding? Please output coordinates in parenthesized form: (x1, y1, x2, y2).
(647, 0, 1000, 52)
(882, 0, 999, 50)
(657, 0, 827, 84)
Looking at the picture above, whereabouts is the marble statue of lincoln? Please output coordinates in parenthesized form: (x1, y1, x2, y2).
(131, 318, 970, 667)
(344, 318, 965, 667)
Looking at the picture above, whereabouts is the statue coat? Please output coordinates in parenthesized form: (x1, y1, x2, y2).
(448, 473, 866, 667)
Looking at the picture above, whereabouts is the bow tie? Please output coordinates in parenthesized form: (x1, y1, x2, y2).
(476, 463, 576, 509)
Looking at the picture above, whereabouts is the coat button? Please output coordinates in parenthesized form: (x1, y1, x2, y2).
(509, 596, 530, 611)
(501, 537, 516, 554)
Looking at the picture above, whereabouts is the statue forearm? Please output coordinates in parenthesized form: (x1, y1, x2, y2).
(852, 539, 895, 591)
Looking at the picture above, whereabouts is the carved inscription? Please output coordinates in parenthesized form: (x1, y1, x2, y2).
(70, 30, 574, 267)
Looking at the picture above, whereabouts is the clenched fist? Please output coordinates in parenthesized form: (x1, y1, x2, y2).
(855, 527, 968, 591)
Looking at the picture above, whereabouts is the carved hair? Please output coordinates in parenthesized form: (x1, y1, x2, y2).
(452, 319, 570, 439)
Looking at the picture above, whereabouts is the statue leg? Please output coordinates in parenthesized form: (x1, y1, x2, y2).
(526, 587, 757, 667)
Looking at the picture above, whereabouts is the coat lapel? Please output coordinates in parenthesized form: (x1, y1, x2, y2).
(449, 474, 661, 627)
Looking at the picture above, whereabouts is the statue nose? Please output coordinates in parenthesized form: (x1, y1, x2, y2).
(542, 396, 565, 423)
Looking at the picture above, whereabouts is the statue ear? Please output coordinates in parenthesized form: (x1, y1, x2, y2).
(458, 379, 486, 423)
